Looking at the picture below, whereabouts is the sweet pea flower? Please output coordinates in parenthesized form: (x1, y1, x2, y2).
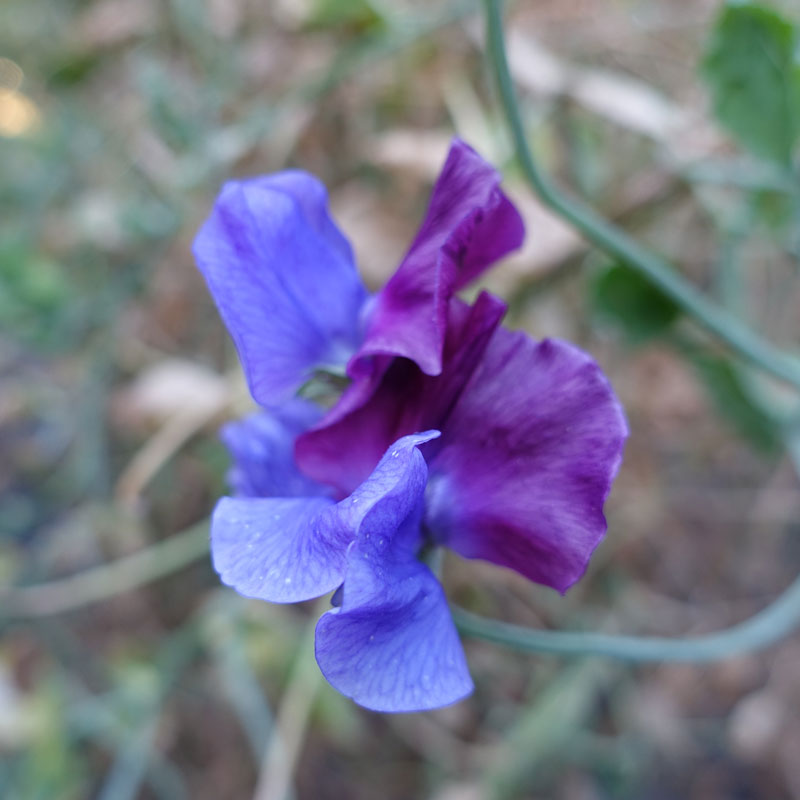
(193, 139, 628, 712)
(215, 417, 471, 710)
(193, 139, 524, 405)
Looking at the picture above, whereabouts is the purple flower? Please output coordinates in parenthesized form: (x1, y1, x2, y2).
(193, 139, 628, 712)
(213, 423, 472, 710)
(298, 299, 627, 592)
(194, 140, 524, 405)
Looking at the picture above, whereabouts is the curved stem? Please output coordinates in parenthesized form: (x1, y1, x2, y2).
(484, 0, 800, 390)
(452, 569, 800, 661)
(252, 598, 326, 800)
(0, 520, 209, 618)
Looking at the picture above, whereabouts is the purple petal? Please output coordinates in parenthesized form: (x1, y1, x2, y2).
(315, 560, 472, 713)
(352, 139, 524, 376)
(315, 433, 472, 713)
(425, 330, 628, 593)
(296, 292, 506, 495)
(211, 496, 345, 603)
(193, 172, 367, 406)
(221, 399, 327, 498)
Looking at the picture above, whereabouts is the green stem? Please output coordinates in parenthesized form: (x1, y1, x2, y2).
(452, 570, 800, 661)
(484, 0, 800, 390)
(0, 520, 209, 618)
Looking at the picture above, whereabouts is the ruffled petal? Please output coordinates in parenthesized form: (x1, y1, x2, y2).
(314, 432, 471, 713)
(193, 173, 367, 406)
(335, 431, 441, 554)
(352, 139, 524, 376)
(211, 496, 344, 603)
(425, 330, 628, 593)
(296, 292, 506, 495)
(315, 560, 472, 713)
(211, 431, 440, 604)
(221, 399, 327, 499)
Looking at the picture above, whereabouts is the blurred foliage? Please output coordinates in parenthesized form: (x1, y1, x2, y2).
(590, 260, 783, 453)
(591, 261, 681, 344)
(306, 0, 387, 32)
(1, 0, 800, 798)
(0, 239, 73, 349)
(685, 351, 782, 454)
(702, 0, 800, 165)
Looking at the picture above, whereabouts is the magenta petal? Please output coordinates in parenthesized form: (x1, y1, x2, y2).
(296, 292, 506, 495)
(352, 139, 524, 376)
(193, 173, 367, 406)
(426, 331, 628, 593)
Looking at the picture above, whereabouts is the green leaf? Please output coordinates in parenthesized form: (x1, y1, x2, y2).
(306, 0, 386, 32)
(688, 352, 781, 453)
(482, 661, 619, 800)
(591, 262, 681, 344)
(702, 1, 800, 165)
(0, 238, 73, 348)
(46, 51, 101, 88)
(752, 186, 795, 229)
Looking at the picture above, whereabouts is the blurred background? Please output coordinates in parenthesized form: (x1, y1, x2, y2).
(2, 0, 800, 797)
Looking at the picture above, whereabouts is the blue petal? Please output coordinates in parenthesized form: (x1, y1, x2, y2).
(211, 496, 346, 603)
(335, 430, 441, 559)
(315, 559, 473, 713)
(211, 431, 440, 605)
(249, 171, 355, 267)
(221, 399, 327, 499)
(315, 430, 473, 712)
(193, 172, 367, 406)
